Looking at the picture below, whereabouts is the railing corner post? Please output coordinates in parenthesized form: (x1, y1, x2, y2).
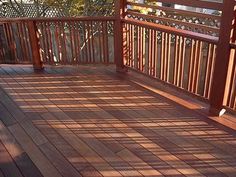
(28, 20, 43, 71)
(114, 0, 127, 73)
(209, 0, 234, 116)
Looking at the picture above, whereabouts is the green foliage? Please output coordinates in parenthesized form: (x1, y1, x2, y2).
(40, 0, 84, 16)
(2, 0, 114, 17)
(39, 0, 114, 16)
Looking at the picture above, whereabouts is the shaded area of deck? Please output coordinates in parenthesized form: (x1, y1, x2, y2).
(0, 65, 236, 177)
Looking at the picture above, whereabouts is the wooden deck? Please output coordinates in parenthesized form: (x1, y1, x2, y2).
(0, 65, 236, 177)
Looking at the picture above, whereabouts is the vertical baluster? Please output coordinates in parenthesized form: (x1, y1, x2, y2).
(98, 21, 102, 63)
(63, 22, 68, 64)
(178, 36, 185, 88)
(191, 40, 199, 93)
(187, 39, 195, 92)
(131, 24, 135, 68)
(87, 21, 92, 63)
(154, 30, 158, 77)
(204, 44, 213, 98)
(166, 33, 171, 83)
(195, 41, 202, 94)
(54, 22, 61, 63)
(173, 35, 179, 86)
(21, 21, 28, 62)
(75, 21, 81, 63)
(128, 23, 131, 67)
(42, 22, 48, 63)
(48, 22, 54, 64)
(69, 21, 74, 64)
(138, 26, 141, 70)
(8, 23, 17, 62)
(160, 32, 164, 80)
(123, 23, 128, 66)
(16, 23, 24, 61)
(91, 21, 95, 63)
(25, 22, 32, 62)
(148, 29, 152, 76)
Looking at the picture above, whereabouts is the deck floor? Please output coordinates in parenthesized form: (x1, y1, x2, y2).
(0, 65, 236, 177)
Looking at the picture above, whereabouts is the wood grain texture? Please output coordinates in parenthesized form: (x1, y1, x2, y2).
(0, 141, 24, 177)
(0, 65, 235, 177)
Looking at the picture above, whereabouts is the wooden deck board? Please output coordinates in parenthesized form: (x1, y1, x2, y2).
(0, 65, 236, 177)
(0, 141, 24, 177)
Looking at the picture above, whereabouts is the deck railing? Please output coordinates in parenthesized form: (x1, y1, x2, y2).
(225, 44, 236, 111)
(224, 11, 236, 111)
(121, 0, 236, 114)
(0, 17, 115, 65)
(0, 0, 235, 115)
(123, 19, 218, 100)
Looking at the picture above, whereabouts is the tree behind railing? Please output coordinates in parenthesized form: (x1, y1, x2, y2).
(0, 1, 115, 18)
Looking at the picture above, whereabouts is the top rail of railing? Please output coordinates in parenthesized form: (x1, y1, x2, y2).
(0, 16, 116, 23)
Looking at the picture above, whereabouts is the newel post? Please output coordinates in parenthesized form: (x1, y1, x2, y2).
(209, 0, 234, 116)
(28, 20, 43, 70)
(114, 0, 127, 72)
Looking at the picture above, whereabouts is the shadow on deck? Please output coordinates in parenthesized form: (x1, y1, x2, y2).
(0, 65, 236, 177)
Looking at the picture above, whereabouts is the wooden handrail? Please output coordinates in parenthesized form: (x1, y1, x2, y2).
(122, 18, 219, 44)
(0, 16, 116, 23)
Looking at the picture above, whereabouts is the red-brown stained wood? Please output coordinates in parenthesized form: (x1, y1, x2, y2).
(47, 22, 54, 65)
(16, 23, 25, 61)
(0, 65, 236, 176)
(114, 0, 126, 72)
(75, 22, 81, 63)
(209, 0, 235, 115)
(23, 22, 31, 62)
(69, 22, 75, 64)
(0, 141, 24, 177)
(28, 21, 43, 70)
(62, 22, 68, 65)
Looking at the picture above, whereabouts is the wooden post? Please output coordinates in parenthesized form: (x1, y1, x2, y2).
(114, 0, 128, 72)
(28, 20, 43, 70)
(209, 0, 234, 116)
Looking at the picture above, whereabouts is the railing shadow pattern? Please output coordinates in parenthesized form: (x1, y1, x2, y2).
(0, 65, 236, 177)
